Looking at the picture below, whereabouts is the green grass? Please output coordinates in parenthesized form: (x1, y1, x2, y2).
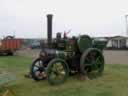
(0, 55, 128, 96)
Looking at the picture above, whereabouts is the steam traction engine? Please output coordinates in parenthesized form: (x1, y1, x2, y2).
(30, 14, 107, 85)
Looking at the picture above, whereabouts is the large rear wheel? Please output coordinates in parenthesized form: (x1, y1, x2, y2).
(80, 48, 104, 79)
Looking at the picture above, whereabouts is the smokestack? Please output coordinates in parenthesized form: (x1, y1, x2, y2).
(47, 14, 53, 46)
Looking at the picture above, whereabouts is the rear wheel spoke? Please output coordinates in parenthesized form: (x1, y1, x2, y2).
(81, 49, 104, 79)
(85, 57, 90, 62)
(85, 64, 91, 66)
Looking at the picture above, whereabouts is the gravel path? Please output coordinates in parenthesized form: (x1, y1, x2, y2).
(16, 49, 41, 59)
(104, 50, 128, 64)
(16, 49, 128, 64)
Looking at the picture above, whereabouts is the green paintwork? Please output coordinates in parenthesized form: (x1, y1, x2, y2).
(77, 35, 92, 53)
(65, 39, 77, 52)
(80, 48, 104, 79)
(56, 50, 75, 59)
(47, 58, 69, 85)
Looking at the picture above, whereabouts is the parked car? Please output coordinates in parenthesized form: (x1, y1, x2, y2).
(30, 42, 41, 49)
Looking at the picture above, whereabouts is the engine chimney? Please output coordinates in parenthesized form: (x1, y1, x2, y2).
(47, 14, 53, 46)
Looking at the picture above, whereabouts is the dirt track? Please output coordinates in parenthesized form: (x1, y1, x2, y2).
(104, 50, 128, 64)
(16, 48, 40, 59)
(16, 49, 128, 64)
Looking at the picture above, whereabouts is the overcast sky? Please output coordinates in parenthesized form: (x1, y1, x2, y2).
(0, 0, 128, 38)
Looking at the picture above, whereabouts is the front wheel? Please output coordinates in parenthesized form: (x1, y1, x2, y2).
(46, 58, 69, 85)
(31, 58, 47, 81)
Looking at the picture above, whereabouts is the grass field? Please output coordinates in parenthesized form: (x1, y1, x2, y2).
(0, 56, 128, 96)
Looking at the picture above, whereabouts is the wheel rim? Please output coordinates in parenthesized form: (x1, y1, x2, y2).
(83, 50, 104, 79)
(47, 58, 69, 85)
(48, 62, 66, 83)
(32, 59, 47, 80)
